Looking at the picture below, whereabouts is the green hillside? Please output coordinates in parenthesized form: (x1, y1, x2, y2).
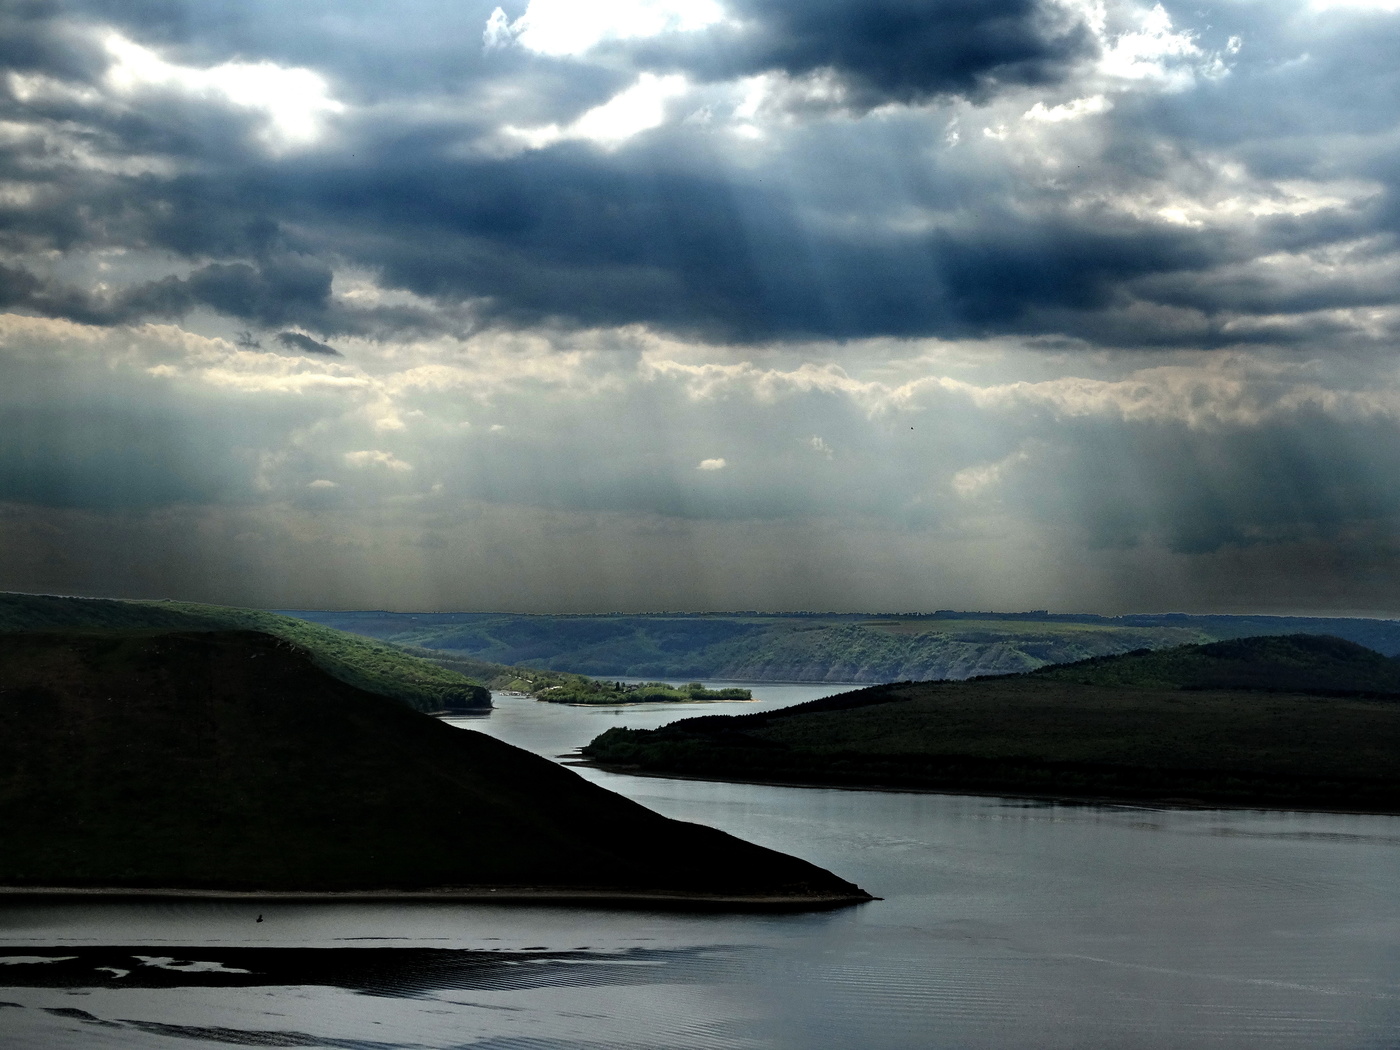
(401, 648, 748, 704)
(583, 635, 1400, 811)
(285, 609, 1400, 684)
(285, 610, 1214, 681)
(0, 593, 489, 712)
(0, 629, 866, 905)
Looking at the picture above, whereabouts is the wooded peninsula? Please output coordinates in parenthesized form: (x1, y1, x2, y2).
(582, 635, 1400, 813)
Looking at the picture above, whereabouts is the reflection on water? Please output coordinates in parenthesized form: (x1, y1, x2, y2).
(0, 945, 733, 993)
(3, 683, 1400, 1048)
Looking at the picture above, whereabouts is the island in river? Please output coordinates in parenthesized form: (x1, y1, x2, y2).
(534, 679, 752, 705)
(0, 629, 869, 908)
(582, 634, 1400, 813)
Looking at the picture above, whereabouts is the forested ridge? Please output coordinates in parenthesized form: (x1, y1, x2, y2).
(286, 609, 1400, 684)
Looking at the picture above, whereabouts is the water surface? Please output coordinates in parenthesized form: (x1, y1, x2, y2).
(3, 681, 1398, 1048)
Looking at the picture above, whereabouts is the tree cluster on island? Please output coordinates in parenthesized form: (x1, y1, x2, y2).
(534, 679, 752, 705)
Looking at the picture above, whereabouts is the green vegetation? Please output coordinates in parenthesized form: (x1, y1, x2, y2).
(285, 609, 1400, 683)
(0, 592, 489, 712)
(0, 593, 743, 711)
(582, 635, 1400, 812)
(390, 648, 748, 704)
(536, 679, 752, 705)
(395, 646, 590, 697)
(0, 628, 868, 905)
(1032, 634, 1400, 694)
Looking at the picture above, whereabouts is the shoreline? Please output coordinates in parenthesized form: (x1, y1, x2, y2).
(0, 885, 875, 911)
(569, 757, 1400, 818)
(545, 697, 761, 707)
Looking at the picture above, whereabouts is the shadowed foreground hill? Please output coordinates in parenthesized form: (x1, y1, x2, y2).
(584, 635, 1400, 812)
(0, 630, 868, 907)
(0, 592, 489, 712)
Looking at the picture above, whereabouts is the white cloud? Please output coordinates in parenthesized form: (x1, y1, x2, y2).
(102, 31, 344, 151)
(483, 7, 515, 50)
(1095, 4, 1210, 87)
(505, 73, 689, 150)
(344, 449, 414, 472)
(495, 0, 730, 57)
(1023, 95, 1111, 123)
(1092, 167, 1381, 230)
(697, 457, 727, 470)
(308, 479, 338, 489)
(952, 449, 1031, 498)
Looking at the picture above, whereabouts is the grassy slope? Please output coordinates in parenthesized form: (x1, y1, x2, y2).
(285, 610, 1400, 683)
(1033, 634, 1400, 693)
(0, 593, 489, 712)
(397, 646, 589, 696)
(0, 629, 867, 904)
(583, 635, 1400, 811)
(401, 649, 746, 705)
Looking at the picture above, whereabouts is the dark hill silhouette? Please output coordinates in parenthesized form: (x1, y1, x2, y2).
(583, 635, 1400, 811)
(0, 592, 489, 712)
(0, 630, 868, 906)
(1030, 634, 1400, 695)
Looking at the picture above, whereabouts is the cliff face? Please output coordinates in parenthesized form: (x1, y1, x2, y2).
(285, 611, 1229, 683)
(0, 630, 868, 905)
(290, 610, 1400, 685)
(651, 626, 1209, 683)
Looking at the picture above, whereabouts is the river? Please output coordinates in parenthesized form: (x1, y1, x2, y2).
(2, 681, 1398, 1048)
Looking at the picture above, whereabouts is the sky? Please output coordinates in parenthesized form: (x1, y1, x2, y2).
(4, 0, 1400, 614)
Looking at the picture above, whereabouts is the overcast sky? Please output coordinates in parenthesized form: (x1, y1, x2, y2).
(4, 0, 1400, 613)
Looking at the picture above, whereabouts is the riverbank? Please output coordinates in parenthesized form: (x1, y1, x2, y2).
(571, 755, 1400, 816)
(579, 637, 1400, 815)
(0, 885, 872, 910)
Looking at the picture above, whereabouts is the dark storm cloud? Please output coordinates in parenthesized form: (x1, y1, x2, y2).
(0, 2, 108, 81)
(628, 0, 1096, 107)
(274, 330, 340, 356)
(2, 0, 1398, 350)
(0, 255, 357, 336)
(0, 0, 1111, 345)
(0, 263, 108, 323)
(0, 232, 442, 339)
(84, 148, 1223, 343)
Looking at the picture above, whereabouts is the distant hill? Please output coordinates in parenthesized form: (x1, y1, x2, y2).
(582, 634, 1400, 811)
(284, 609, 1400, 684)
(0, 629, 868, 906)
(0, 593, 490, 712)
